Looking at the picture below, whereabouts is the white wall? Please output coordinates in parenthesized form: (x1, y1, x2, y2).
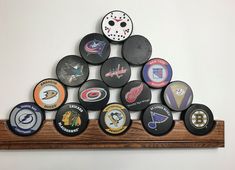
(0, 0, 234, 169)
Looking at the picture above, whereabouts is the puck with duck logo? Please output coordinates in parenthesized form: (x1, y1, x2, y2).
(99, 103, 131, 135)
(79, 33, 110, 65)
(142, 103, 174, 136)
(33, 79, 68, 111)
(54, 103, 89, 136)
(142, 58, 172, 89)
(120, 80, 151, 111)
(56, 55, 89, 87)
(7, 102, 45, 136)
(100, 57, 131, 88)
(78, 79, 110, 110)
(101, 10, 133, 43)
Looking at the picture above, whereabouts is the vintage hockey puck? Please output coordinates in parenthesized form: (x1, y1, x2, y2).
(99, 103, 131, 135)
(183, 104, 214, 135)
(101, 10, 133, 43)
(141, 103, 173, 136)
(142, 58, 173, 89)
(7, 102, 45, 136)
(78, 79, 110, 110)
(56, 55, 89, 87)
(54, 103, 89, 136)
(100, 57, 131, 88)
(120, 80, 151, 111)
(33, 79, 68, 111)
(122, 35, 152, 65)
(79, 33, 110, 65)
(162, 81, 193, 111)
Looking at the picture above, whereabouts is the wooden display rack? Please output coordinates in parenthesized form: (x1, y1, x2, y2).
(0, 119, 224, 149)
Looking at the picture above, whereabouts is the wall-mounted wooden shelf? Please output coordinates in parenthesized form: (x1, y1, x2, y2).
(0, 120, 224, 149)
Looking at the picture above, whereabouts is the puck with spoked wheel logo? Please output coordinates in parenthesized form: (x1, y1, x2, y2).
(142, 103, 174, 136)
(183, 104, 214, 135)
(78, 79, 110, 110)
(142, 58, 172, 88)
(99, 103, 131, 135)
(7, 102, 45, 136)
(56, 55, 89, 87)
(120, 80, 151, 111)
(54, 103, 89, 136)
(33, 79, 68, 111)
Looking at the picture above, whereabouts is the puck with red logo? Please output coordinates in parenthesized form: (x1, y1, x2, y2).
(120, 80, 151, 111)
(78, 79, 110, 110)
(142, 58, 172, 89)
(54, 103, 89, 136)
(56, 55, 89, 87)
(101, 10, 133, 43)
(99, 103, 131, 135)
(79, 33, 110, 65)
(100, 57, 131, 88)
(141, 103, 174, 136)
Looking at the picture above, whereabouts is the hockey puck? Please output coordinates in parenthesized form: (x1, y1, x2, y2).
(79, 33, 110, 65)
(120, 80, 151, 111)
(54, 103, 89, 136)
(33, 79, 68, 111)
(162, 81, 193, 111)
(183, 104, 214, 135)
(101, 10, 133, 43)
(142, 103, 173, 136)
(122, 35, 152, 65)
(7, 102, 45, 136)
(100, 57, 131, 88)
(78, 79, 110, 110)
(142, 58, 173, 88)
(56, 55, 89, 87)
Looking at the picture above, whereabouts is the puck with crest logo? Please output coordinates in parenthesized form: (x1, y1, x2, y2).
(101, 10, 133, 43)
(142, 58, 172, 89)
(183, 104, 214, 135)
(33, 79, 68, 111)
(56, 55, 89, 87)
(120, 80, 151, 111)
(100, 57, 131, 88)
(79, 33, 110, 65)
(54, 103, 89, 136)
(99, 103, 131, 135)
(141, 103, 174, 136)
(78, 79, 110, 110)
(7, 102, 45, 136)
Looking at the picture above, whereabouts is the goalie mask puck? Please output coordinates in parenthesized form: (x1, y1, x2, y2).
(7, 102, 45, 136)
(54, 103, 89, 136)
(99, 103, 131, 135)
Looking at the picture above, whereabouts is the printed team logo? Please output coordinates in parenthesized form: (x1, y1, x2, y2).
(80, 88, 107, 102)
(15, 111, 37, 130)
(148, 65, 167, 83)
(105, 64, 127, 79)
(62, 111, 81, 127)
(60, 62, 84, 83)
(153, 68, 163, 79)
(190, 110, 209, 129)
(105, 110, 126, 129)
(125, 83, 144, 103)
(84, 39, 106, 56)
(148, 111, 169, 129)
(42, 90, 58, 100)
(39, 86, 59, 105)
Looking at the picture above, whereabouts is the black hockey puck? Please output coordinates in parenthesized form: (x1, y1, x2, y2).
(7, 102, 45, 136)
(99, 103, 131, 135)
(142, 103, 174, 136)
(120, 80, 151, 111)
(162, 81, 193, 111)
(142, 58, 173, 89)
(56, 55, 89, 87)
(183, 104, 214, 135)
(101, 10, 133, 43)
(100, 57, 131, 88)
(78, 79, 110, 110)
(79, 33, 110, 65)
(122, 35, 152, 65)
(33, 78, 68, 111)
(54, 103, 89, 136)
